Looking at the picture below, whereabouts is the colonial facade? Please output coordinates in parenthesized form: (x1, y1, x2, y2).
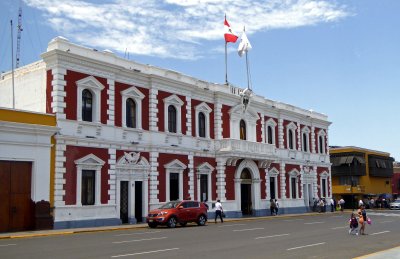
(0, 37, 331, 229)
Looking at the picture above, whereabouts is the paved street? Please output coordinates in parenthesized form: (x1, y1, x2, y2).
(1, 211, 400, 259)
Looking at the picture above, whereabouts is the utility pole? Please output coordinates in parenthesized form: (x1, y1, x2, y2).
(11, 20, 15, 109)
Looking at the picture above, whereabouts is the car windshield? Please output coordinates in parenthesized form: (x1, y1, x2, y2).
(393, 199, 400, 203)
(159, 201, 181, 209)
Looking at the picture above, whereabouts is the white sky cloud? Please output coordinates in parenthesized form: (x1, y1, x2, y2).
(24, 0, 350, 59)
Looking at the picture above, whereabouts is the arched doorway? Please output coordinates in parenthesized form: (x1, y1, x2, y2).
(240, 168, 252, 215)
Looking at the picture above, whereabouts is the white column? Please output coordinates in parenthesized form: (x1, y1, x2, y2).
(95, 168, 101, 205)
(149, 152, 159, 205)
(260, 113, 265, 143)
(280, 162, 286, 199)
(297, 122, 301, 151)
(265, 168, 270, 199)
(108, 148, 116, 204)
(186, 96, 192, 136)
(311, 126, 316, 153)
(216, 157, 227, 201)
(214, 101, 223, 139)
(54, 140, 66, 206)
(107, 78, 115, 126)
(278, 118, 284, 149)
(313, 165, 318, 198)
(51, 67, 67, 119)
(188, 154, 194, 199)
(149, 85, 159, 132)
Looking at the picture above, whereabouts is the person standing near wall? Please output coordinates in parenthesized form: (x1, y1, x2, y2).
(215, 200, 224, 223)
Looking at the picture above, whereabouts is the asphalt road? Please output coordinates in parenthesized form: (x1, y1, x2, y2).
(1, 210, 400, 259)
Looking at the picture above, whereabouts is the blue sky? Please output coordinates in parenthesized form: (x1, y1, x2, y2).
(0, 0, 399, 160)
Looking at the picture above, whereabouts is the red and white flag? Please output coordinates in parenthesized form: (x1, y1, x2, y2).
(224, 18, 238, 43)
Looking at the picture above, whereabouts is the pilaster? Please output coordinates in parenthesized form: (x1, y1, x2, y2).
(280, 161, 286, 199)
(54, 140, 66, 206)
(51, 68, 67, 119)
(216, 157, 227, 201)
(214, 102, 223, 139)
(278, 118, 284, 149)
(311, 126, 316, 153)
(186, 97, 192, 136)
(107, 78, 115, 126)
(149, 87, 159, 132)
(188, 154, 194, 199)
(108, 148, 116, 204)
(149, 151, 159, 204)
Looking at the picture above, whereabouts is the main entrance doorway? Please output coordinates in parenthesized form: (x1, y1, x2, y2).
(240, 169, 252, 216)
(0, 161, 34, 232)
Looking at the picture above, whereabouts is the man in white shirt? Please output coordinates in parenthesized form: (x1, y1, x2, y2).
(215, 200, 224, 223)
(359, 199, 364, 207)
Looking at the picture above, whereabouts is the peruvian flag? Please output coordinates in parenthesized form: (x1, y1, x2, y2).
(224, 18, 238, 43)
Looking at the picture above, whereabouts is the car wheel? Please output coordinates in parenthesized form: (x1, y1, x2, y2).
(167, 217, 177, 228)
(180, 222, 187, 227)
(148, 222, 157, 228)
(197, 215, 207, 226)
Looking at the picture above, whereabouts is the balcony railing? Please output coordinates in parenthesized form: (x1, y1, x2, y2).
(216, 139, 276, 156)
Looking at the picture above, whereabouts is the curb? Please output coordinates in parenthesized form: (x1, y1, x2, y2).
(0, 211, 339, 240)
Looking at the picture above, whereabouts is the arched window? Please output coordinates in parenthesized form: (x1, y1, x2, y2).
(240, 120, 246, 140)
(303, 133, 308, 152)
(288, 129, 294, 149)
(267, 126, 273, 144)
(126, 98, 136, 128)
(240, 168, 252, 179)
(198, 112, 206, 138)
(82, 89, 93, 122)
(168, 105, 177, 133)
(319, 135, 324, 154)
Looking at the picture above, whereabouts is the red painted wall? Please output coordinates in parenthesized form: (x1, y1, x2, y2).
(157, 91, 187, 134)
(225, 165, 236, 200)
(46, 70, 53, 114)
(64, 146, 109, 205)
(114, 82, 149, 130)
(64, 70, 108, 124)
(256, 113, 262, 142)
(193, 157, 217, 201)
(157, 153, 189, 202)
(221, 104, 231, 138)
(260, 168, 266, 199)
(191, 99, 215, 139)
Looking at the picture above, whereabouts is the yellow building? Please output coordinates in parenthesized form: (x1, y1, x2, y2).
(330, 146, 394, 209)
(0, 108, 57, 232)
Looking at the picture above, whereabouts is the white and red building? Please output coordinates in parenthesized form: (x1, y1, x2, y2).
(0, 37, 331, 228)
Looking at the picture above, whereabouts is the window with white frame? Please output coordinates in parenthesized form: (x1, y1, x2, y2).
(286, 122, 297, 150)
(121, 86, 145, 129)
(75, 154, 105, 206)
(165, 159, 187, 201)
(265, 118, 277, 145)
(76, 76, 104, 123)
(301, 126, 310, 152)
(195, 102, 212, 138)
(289, 170, 300, 199)
(196, 162, 214, 202)
(164, 95, 184, 134)
(320, 172, 328, 198)
(317, 130, 327, 154)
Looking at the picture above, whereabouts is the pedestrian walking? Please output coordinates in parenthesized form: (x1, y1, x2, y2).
(215, 199, 224, 223)
(349, 213, 359, 235)
(330, 197, 335, 212)
(275, 199, 279, 215)
(357, 205, 367, 235)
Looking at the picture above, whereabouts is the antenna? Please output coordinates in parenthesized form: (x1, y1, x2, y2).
(16, 2, 23, 68)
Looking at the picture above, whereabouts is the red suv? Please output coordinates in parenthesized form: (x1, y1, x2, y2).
(146, 200, 208, 228)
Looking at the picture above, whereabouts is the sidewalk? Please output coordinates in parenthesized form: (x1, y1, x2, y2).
(353, 246, 400, 259)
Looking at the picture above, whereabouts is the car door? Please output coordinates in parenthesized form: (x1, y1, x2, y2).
(178, 202, 191, 223)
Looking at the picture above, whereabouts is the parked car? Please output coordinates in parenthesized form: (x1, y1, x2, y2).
(146, 200, 208, 228)
(389, 199, 400, 210)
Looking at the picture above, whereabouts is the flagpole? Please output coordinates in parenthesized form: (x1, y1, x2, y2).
(245, 50, 250, 90)
(225, 42, 228, 84)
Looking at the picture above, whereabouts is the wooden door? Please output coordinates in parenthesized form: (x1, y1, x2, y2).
(0, 161, 33, 232)
(0, 162, 11, 232)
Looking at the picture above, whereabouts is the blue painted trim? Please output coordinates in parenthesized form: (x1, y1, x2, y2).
(54, 218, 121, 229)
